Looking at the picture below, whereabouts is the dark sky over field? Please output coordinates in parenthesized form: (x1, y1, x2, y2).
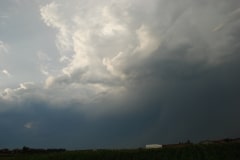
(0, 0, 240, 149)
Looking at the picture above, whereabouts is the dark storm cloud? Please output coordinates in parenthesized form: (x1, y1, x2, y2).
(0, 0, 240, 149)
(0, 100, 163, 149)
(1, 51, 240, 149)
(127, 53, 240, 143)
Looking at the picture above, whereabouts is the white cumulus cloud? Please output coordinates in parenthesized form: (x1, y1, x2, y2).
(24, 121, 36, 129)
(39, 0, 162, 101)
(0, 41, 8, 54)
(2, 70, 11, 77)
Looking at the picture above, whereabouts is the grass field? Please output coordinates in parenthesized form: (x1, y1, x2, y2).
(1, 143, 240, 160)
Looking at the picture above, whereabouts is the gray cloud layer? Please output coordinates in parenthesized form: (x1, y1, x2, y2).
(0, 0, 240, 149)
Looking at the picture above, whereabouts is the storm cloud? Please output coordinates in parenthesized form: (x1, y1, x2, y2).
(0, 0, 240, 149)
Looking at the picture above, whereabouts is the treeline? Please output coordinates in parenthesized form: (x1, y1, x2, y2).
(0, 143, 239, 160)
(0, 146, 65, 154)
(199, 138, 240, 144)
(0, 138, 239, 159)
(7, 143, 239, 160)
(162, 138, 240, 148)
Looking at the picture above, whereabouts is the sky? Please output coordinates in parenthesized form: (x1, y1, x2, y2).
(0, 0, 240, 149)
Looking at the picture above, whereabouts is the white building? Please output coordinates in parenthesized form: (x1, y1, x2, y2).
(145, 144, 163, 149)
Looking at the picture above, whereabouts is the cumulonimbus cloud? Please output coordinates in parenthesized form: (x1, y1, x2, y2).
(1, 0, 240, 114)
(0, 0, 240, 149)
(39, 0, 163, 103)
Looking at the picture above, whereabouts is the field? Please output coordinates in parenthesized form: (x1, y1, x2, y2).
(1, 143, 240, 160)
